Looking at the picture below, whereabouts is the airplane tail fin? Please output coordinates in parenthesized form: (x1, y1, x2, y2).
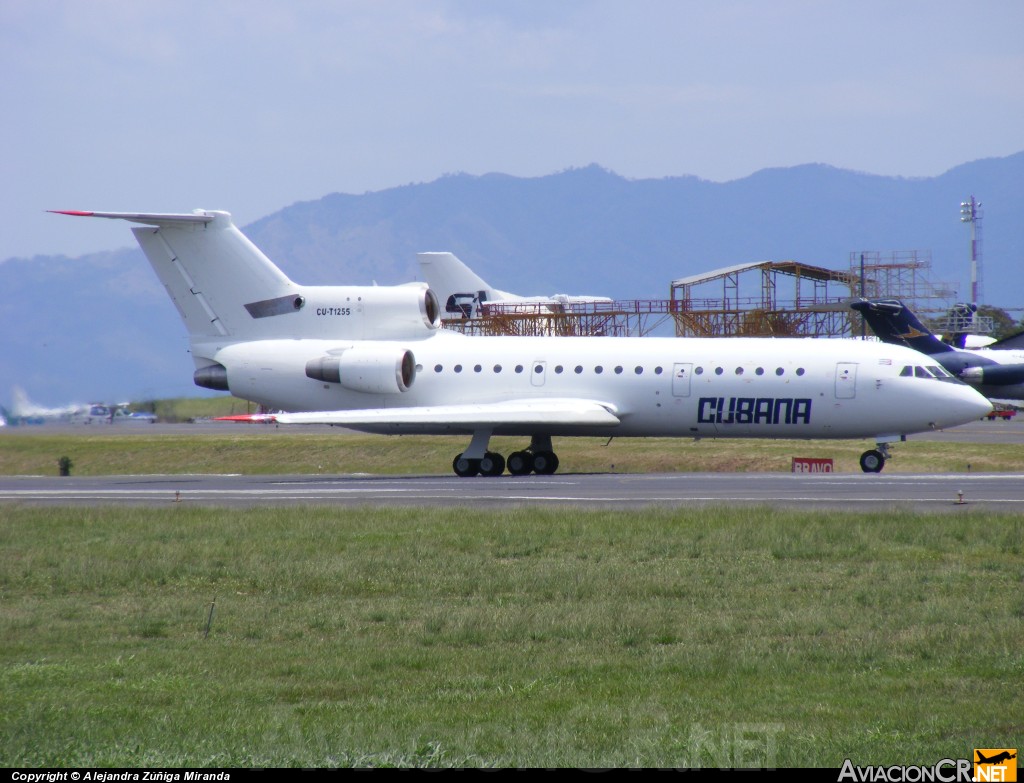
(990, 328, 1024, 350)
(418, 251, 518, 317)
(418, 251, 492, 296)
(10, 386, 31, 418)
(52, 210, 300, 341)
(850, 299, 955, 355)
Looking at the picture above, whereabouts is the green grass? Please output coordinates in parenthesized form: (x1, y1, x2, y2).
(2, 430, 1023, 475)
(2, 506, 1021, 767)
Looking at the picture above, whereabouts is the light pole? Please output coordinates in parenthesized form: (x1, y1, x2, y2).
(960, 196, 982, 305)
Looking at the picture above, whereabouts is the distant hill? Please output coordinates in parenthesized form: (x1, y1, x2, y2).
(3, 154, 1022, 405)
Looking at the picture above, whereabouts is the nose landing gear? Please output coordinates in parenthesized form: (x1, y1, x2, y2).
(859, 441, 894, 473)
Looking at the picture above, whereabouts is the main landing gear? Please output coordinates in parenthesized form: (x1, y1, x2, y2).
(859, 441, 893, 473)
(452, 433, 560, 477)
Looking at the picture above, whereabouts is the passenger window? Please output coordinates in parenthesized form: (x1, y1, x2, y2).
(555, 365, 564, 374)
(474, 364, 482, 373)
(755, 367, 764, 375)
(695, 367, 704, 375)
(775, 368, 784, 376)
(634, 366, 643, 375)
(515, 365, 524, 374)
(796, 368, 805, 376)
(454, 364, 463, 373)
(655, 366, 663, 375)
(493, 365, 502, 373)
(434, 364, 443, 373)
(735, 367, 744, 375)
(595, 366, 604, 374)
(615, 366, 624, 374)
(575, 366, 583, 374)
(715, 367, 724, 375)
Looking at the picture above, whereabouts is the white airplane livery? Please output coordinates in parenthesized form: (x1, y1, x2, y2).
(418, 250, 611, 319)
(54, 209, 992, 475)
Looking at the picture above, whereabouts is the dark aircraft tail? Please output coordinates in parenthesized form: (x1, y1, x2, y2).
(850, 299, 955, 355)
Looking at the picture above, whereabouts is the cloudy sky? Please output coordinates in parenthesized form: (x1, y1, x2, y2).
(2, 0, 1022, 260)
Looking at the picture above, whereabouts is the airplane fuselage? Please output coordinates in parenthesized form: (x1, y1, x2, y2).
(205, 331, 981, 441)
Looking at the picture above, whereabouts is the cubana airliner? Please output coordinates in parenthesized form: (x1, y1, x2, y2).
(53, 210, 992, 475)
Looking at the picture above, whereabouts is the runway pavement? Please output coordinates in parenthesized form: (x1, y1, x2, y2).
(2, 416, 1021, 511)
(1, 470, 1022, 512)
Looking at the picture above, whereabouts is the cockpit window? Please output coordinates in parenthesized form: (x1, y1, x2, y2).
(899, 364, 961, 383)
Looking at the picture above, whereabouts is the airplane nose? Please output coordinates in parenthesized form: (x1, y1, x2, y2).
(942, 385, 992, 427)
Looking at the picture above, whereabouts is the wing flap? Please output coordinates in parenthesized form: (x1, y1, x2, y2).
(221, 398, 621, 429)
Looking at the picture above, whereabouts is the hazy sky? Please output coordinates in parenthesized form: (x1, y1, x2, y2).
(3, 0, 1022, 261)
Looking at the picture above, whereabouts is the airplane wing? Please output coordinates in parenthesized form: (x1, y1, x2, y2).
(218, 398, 621, 429)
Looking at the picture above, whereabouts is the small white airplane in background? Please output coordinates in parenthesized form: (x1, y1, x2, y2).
(54, 209, 991, 474)
(7, 387, 83, 423)
(418, 251, 611, 319)
(3, 388, 157, 425)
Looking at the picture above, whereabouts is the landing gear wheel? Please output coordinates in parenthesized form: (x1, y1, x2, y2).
(453, 453, 481, 477)
(531, 450, 559, 475)
(479, 452, 506, 477)
(507, 451, 534, 476)
(859, 449, 885, 473)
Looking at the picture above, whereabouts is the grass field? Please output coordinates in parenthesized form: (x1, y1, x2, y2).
(2, 505, 1021, 767)
(3, 413, 1021, 767)
(2, 429, 1023, 476)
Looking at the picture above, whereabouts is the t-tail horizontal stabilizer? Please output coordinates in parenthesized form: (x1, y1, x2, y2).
(850, 299, 954, 355)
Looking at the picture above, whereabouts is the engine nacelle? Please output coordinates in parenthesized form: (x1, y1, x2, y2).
(194, 363, 230, 391)
(301, 284, 441, 340)
(306, 347, 416, 394)
(960, 364, 1024, 386)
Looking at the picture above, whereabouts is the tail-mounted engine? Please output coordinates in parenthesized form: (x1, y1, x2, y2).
(307, 346, 416, 394)
(300, 284, 441, 340)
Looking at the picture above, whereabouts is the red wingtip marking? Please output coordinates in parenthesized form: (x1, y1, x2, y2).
(214, 414, 277, 423)
(48, 210, 95, 216)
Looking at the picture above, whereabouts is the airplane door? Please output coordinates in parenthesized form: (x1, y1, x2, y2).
(672, 363, 693, 397)
(531, 360, 547, 387)
(835, 362, 857, 399)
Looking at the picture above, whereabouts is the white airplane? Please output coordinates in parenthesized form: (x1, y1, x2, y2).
(4, 388, 158, 425)
(417, 251, 611, 319)
(53, 209, 991, 474)
(8, 387, 84, 423)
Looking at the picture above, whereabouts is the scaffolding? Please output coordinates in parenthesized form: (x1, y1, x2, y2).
(441, 300, 676, 337)
(845, 250, 986, 335)
(669, 260, 858, 337)
(440, 251, 978, 339)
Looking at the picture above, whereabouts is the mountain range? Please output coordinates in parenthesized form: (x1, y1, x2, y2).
(3, 153, 1022, 407)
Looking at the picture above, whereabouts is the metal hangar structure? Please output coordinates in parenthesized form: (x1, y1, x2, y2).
(669, 260, 858, 338)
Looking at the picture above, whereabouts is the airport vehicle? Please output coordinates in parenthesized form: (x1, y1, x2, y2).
(982, 408, 1016, 421)
(852, 298, 1024, 403)
(112, 404, 158, 423)
(418, 251, 611, 319)
(54, 210, 991, 474)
